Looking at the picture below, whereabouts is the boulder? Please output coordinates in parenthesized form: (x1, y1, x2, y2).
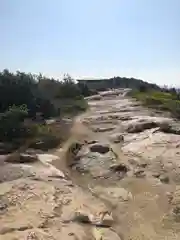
(93, 228, 122, 240)
(134, 169, 145, 178)
(110, 163, 129, 173)
(118, 116, 132, 121)
(90, 144, 110, 154)
(123, 117, 172, 134)
(160, 122, 180, 135)
(85, 140, 98, 145)
(46, 166, 65, 179)
(152, 173, 161, 178)
(6, 153, 38, 164)
(19, 153, 38, 163)
(126, 121, 158, 133)
(37, 153, 59, 163)
(72, 211, 90, 224)
(109, 187, 132, 202)
(68, 142, 83, 155)
(94, 127, 115, 133)
(138, 163, 148, 168)
(110, 134, 124, 144)
(0, 200, 8, 212)
(109, 163, 129, 179)
(159, 175, 169, 184)
(95, 213, 114, 227)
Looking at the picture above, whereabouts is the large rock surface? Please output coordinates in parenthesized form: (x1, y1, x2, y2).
(1, 89, 180, 240)
(68, 89, 180, 239)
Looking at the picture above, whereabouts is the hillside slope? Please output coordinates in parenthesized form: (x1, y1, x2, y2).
(77, 76, 160, 91)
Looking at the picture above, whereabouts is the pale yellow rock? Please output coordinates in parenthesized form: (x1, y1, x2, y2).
(93, 227, 122, 240)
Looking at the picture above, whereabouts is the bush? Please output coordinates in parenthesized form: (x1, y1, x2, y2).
(0, 70, 88, 121)
(139, 85, 148, 92)
(29, 126, 61, 150)
(62, 99, 88, 115)
(77, 83, 92, 97)
(0, 70, 88, 150)
(0, 105, 29, 141)
(130, 89, 180, 119)
(29, 121, 71, 150)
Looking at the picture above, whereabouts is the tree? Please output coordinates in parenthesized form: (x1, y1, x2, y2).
(139, 85, 148, 92)
(77, 82, 91, 96)
(56, 74, 81, 99)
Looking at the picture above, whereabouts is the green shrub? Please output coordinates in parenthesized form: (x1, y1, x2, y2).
(29, 128, 61, 150)
(61, 99, 88, 115)
(139, 85, 148, 92)
(0, 105, 29, 141)
(29, 121, 71, 150)
(130, 89, 180, 119)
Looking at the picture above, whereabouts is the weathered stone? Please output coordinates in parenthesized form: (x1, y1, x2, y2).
(110, 163, 129, 173)
(90, 144, 110, 154)
(95, 213, 114, 227)
(138, 163, 148, 168)
(94, 127, 115, 133)
(160, 122, 180, 135)
(86, 140, 98, 144)
(119, 116, 132, 121)
(126, 121, 158, 133)
(25, 148, 43, 154)
(134, 169, 145, 178)
(152, 173, 161, 178)
(37, 153, 59, 163)
(19, 153, 38, 163)
(86, 95, 101, 101)
(107, 187, 132, 201)
(6, 153, 38, 164)
(68, 142, 83, 155)
(166, 192, 173, 204)
(72, 211, 90, 223)
(93, 228, 122, 240)
(0, 200, 7, 212)
(160, 175, 169, 183)
(110, 134, 124, 143)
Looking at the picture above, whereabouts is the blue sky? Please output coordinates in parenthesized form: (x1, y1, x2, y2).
(0, 0, 179, 85)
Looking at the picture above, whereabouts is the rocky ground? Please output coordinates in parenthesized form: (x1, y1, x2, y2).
(1, 89, 180, 239)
